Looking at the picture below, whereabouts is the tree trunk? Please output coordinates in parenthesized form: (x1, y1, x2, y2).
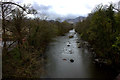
(2, 4, 7, 54)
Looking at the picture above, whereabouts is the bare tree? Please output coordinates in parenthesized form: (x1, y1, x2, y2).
(1, 0, 37, 54)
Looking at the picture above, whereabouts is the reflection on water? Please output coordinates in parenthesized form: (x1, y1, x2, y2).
(43, 29, 116, 79)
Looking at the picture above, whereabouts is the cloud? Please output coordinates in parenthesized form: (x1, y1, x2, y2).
(32, 2, 78, 20)
(33, 2, 52, 11)
(32, 2, 55, 19)
(15, 0, 120, 20)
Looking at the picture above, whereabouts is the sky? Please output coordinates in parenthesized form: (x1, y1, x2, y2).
(15, 0, 120, 20)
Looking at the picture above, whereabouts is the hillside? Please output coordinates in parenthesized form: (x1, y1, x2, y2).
(65, 16, 85, 24)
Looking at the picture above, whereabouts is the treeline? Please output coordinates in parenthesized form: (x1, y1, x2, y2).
(75, 3, 120, 66)
(2, 1, 73, 78)
(28, 19, 73, 53)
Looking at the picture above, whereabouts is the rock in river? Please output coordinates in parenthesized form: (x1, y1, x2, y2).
(77, 43, 81, 48)
(70, 59, 74, 63)
(69, 35, 74, 38)
(67, 44, 70, 46)
(67, 41, 71, 46)
(63, 59, 67, 61)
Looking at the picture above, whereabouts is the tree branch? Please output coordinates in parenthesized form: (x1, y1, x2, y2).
(1, 2, 26, 11)
(7, 40, 17, 49)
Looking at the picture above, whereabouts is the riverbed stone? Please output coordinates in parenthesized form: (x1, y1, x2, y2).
(67, 44, 70, 46)
(69, 35, 73, 38)
(77, 43, 81, 48)
(70, 59, 74, 63)
(63, 59, 67, 61)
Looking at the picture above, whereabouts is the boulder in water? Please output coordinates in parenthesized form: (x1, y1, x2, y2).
(69, 35, 73, 38)
(77, 43, 81, 48)
(63, 59, 67, 61)
(70, 59, 74, 63)
(67, 41, 71, 46)
(67, 44, 70, 46)
(69, 49, 72, 54)
(76, 41, 80, 43)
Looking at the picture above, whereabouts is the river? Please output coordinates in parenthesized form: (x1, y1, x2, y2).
(42, 29, 117, 79)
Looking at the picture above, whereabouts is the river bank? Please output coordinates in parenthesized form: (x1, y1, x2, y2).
(75, 33, 120, 79)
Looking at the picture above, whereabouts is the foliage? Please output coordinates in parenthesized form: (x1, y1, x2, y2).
(75, 3, 120, 65)
(2, 1, 73, 78)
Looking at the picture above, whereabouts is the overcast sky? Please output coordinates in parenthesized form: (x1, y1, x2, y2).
(15, 0, 119, 20)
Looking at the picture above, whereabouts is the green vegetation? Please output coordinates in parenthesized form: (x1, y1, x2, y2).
(75, 3, 120, 66)
(1, 1, 73, 78)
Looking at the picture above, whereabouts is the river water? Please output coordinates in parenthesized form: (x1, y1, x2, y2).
(43, 29, 116, 79)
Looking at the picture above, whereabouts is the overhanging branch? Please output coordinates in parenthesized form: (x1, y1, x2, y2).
(1, 2, 26, 11)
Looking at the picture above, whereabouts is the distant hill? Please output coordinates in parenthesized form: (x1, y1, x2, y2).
(65, 16, 85, 24)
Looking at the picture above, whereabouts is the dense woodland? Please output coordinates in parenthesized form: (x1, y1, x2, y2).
(75, 2, 120, 68)
(1, 1, 73, 78)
